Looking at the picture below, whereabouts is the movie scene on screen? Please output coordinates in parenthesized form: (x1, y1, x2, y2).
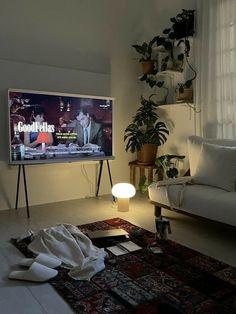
(8, 89, 114, 164)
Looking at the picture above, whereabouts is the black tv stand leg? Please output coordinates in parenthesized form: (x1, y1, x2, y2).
(15, 164, 21, 211)
(96, 160, 103, 197)
(96, 160, 115, 201)
(106, 160, 115, 201)
(15, 165, 30, 218)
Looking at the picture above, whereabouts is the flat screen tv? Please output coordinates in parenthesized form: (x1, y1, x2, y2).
(8, 88, 114, 165)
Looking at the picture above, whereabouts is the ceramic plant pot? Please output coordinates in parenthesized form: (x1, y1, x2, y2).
(137, 144, 157, 165)
(176, 88, 193, 103)
(141, 61, 155, 75)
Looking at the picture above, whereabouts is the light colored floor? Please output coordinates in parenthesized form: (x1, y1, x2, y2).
(0, 193, 236, 314)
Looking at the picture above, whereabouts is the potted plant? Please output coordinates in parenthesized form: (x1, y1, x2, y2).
(168, 9, 195, 39)
(161, 9, 196, 101)
(138, 154, 185, 193)
(124, 94, 169, 164)
(161, 9, 195, 64)
(132, 38, 157, 74)
(133, 37, 171, 102)
(149, 9, 196, 99)
(155, 154, 185, 180)
(133, 9, 196, 103)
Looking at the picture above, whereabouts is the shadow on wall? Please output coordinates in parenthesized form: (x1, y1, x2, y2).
(158, 107, 175, 133)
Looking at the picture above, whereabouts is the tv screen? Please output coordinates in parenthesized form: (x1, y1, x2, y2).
(8, 89, 114, 165)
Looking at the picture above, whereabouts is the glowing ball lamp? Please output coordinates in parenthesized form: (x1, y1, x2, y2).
(111, 183, 136, 212)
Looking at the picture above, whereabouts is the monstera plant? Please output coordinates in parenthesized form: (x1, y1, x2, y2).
(124, 94, 169, 164)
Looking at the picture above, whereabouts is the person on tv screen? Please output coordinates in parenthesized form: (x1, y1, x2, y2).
(73, 108, 103, 148)
(24, 106, 53, 148)
(58, 116, 67, 128)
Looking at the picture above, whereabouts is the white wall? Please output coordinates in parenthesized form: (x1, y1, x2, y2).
(0, 0, 196, 211)
(157, 103, 197, 174)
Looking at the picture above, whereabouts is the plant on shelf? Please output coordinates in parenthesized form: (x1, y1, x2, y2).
(166, 9, 195, 39)
(161, 9, 196, 100)
(132, 38, 170, 104)
(161, 9, 195, 70)
(132, 9, 196, 103)
(155, 154, 185, 180)
(124, 94, 169, 165)
(132, 38, 157, 75)
(140, 77, 169, 105)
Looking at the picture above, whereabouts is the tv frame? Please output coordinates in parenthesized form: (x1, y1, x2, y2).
(8, 88, 115, 165)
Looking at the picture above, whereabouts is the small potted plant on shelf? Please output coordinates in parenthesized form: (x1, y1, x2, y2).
(175, 81, 194, 103)
(133, 9, 196, 104)
(150, 9, 196, 100)
(161, 9, 196, 102)
(161, 9, 195, 68)
(124, 94, 169, 165)
(132, 38, 157, 75)
(133, 36, 172, 94)
(168, 9, 195, 39)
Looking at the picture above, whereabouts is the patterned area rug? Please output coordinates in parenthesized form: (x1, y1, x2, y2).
(12, 218, 236, 314)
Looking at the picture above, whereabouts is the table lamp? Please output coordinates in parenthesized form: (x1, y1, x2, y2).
(111, 183, 136, 212)
(37, 132, 51, 152)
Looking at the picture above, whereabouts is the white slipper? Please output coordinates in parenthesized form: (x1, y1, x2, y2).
(8, 262, 58, 282)
(19, 253, 61, 268)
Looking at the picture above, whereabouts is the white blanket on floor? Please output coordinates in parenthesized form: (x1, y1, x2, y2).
(28, 224, 107, 280)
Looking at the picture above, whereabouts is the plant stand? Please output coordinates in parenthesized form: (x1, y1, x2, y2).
(129, 160, 155, 187)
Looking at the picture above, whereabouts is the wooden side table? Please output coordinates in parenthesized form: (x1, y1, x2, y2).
(129, 160, 155, 186)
